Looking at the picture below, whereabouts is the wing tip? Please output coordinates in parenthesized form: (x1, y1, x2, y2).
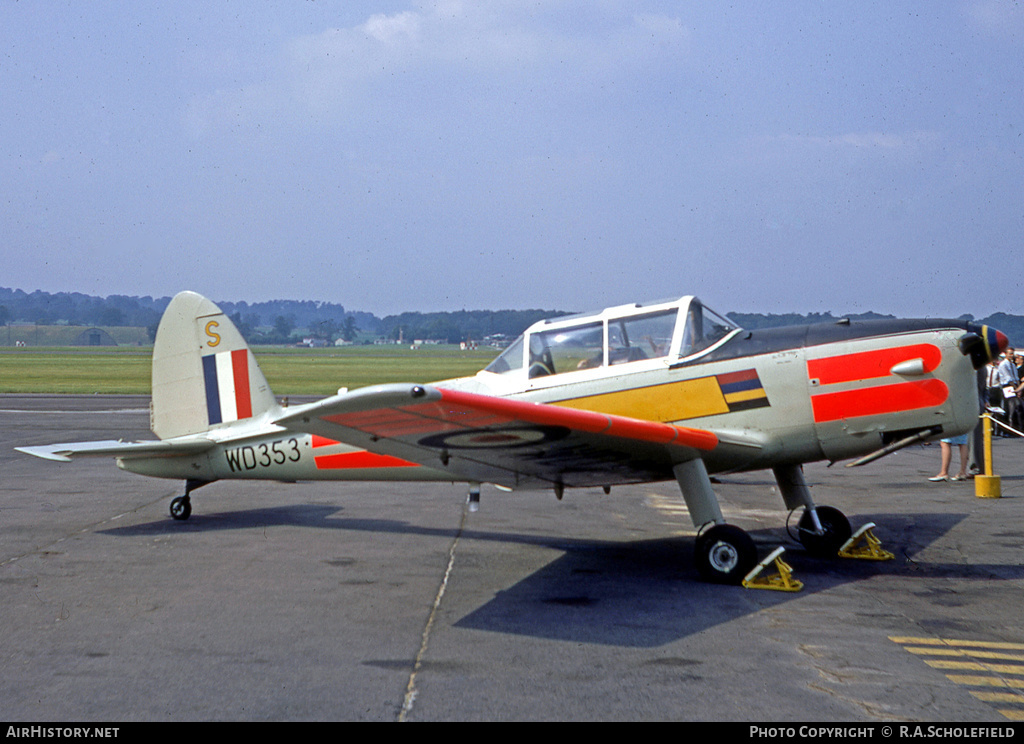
(15, 445, 73, 462)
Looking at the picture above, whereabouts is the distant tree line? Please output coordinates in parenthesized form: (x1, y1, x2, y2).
(0, 289, 165, 329)
(377, 309, 569, 344)
(1, 287, 1021, 346)
(0, 287, 566, 345)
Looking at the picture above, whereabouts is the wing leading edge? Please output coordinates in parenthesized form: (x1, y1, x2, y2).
(274, 384, 719, 489)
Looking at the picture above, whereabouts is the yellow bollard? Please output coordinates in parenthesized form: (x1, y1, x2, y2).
(975, 414, 1001, 499)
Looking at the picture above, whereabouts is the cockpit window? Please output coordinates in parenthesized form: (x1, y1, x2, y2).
(528, 322, 603, 378)
(608, 310, 677, 365)
(483, 335, 524, 376)
(680, 301, 738, 358)
(483, 298, 738, 381)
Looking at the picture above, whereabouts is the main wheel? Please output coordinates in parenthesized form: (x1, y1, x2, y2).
(694, 524, 757, 584)
(170, 496, 192, 521)
(797, 505, 851, 557)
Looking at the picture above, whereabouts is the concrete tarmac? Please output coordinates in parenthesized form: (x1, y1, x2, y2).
(3, 395, 1024, 721)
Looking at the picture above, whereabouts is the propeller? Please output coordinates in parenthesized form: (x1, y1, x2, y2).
(959, 324, 1009, 369)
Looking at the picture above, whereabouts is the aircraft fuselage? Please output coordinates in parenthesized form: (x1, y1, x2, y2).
(119, 318, 982, 487)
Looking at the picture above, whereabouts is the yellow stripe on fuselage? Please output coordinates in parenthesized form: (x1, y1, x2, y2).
(723, 388, 768, 405)
(554, 376, 730, 422)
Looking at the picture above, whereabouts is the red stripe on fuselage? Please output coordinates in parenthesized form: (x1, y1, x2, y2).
(811, 379, 949, 423)
(314, 451, 419, 470)
(310, 435, 419, 469)
(807, 344, 941, 386)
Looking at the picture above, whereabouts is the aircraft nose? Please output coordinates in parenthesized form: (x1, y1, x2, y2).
(959, 324, 1009, 369)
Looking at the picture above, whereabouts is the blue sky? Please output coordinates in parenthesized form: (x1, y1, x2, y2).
(2, 1, 1022, 317)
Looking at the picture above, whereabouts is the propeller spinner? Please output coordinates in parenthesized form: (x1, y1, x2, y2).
(959, 324, 1010, 368)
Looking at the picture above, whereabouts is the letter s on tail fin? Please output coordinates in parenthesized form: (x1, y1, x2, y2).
(151, 291, 278, 439)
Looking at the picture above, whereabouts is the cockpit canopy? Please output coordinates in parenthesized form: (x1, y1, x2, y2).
(483, 297, 740, 381)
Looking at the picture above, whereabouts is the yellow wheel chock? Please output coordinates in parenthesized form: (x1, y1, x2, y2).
(742, 547, 803, 592)
(838, 522, 894, 561)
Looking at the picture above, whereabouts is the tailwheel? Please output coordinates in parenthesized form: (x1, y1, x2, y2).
(694, 524, 757, 584)
(796, 505, 851, 557)
(170, 495, 192, 521)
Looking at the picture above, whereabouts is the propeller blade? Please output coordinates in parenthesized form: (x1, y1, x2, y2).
(959, 325, 1009, 369)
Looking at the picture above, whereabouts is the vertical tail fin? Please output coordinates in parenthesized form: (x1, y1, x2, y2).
(151, 291, 278, 439)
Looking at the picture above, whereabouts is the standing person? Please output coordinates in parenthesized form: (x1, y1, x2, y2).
(930, 434, 970, 482)
(969, 368, 986, 476)
(1011, 354, 1019, 429)
(987, 358, 1003, 406)
(996, 348, 1023, 436)
(986, 358, 1006, 435)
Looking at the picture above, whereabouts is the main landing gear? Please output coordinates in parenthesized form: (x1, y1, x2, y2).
(794, 504, 852, 557)
(169, 479, 213, 521)
(694, 523, 757, 584)
(774, 464, 852, 557)
(674, 459, 761, 584)
(675, 460, 855, 585)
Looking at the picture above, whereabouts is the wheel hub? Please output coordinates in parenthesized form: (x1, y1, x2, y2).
(708, 540, 739, 572)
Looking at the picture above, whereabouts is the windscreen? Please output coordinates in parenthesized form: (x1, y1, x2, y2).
(680, 301, 739, 358)
(483, 335, 525, 376)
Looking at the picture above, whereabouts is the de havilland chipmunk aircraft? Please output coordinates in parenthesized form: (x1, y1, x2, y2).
(17, 291, 1008, 585)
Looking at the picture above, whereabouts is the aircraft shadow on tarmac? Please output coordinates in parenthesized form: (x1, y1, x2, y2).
(100, 508, 1024, 648)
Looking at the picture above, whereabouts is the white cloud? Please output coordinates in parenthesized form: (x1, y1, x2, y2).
(182, 3, 691, 133)
(363, 10, 422, 45)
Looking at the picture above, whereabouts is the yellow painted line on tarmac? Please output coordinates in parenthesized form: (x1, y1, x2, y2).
(946, 675, 1024, 688)
(972, 691, 1024, 703)
(905, 646, 1024, 662)
(925, 659, 1024, 674)
(890, 636, 1024, 650)
(891, 636, 1024, 721)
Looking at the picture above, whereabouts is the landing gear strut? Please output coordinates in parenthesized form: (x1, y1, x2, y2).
(169, 479, 213, 521)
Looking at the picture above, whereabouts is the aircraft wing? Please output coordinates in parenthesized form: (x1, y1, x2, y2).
(274, 384, 719, 489)
(16, 439, 215, 463)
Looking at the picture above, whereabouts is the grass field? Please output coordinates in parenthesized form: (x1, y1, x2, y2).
(0, 345, 500, 395)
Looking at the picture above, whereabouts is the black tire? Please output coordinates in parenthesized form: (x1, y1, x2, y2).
(797, 505, 851, 557)
(694, 524, 757, 584)
(170, 496, 192, 521)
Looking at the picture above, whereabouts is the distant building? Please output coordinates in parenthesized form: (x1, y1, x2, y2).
(74, 328, 118, 347)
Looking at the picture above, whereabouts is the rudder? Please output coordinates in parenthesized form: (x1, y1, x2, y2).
(151, 291, 278, 439)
